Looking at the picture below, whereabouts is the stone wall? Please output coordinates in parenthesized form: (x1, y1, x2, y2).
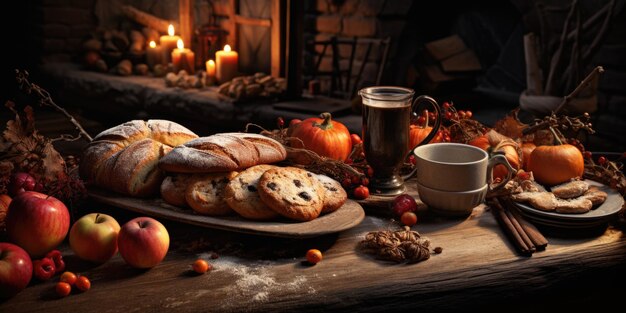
(303, 0, 415, 96)
(31, 0, 98, 64)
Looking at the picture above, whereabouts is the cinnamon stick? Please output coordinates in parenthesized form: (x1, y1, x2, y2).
(504, 199, 549, 250)
(494, 198, 536, 253)
(490, 200, 533, 256)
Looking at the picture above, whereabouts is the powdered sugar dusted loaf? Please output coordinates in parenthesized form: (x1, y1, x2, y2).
(158, 132, 287, 173)
(80, 120, 198, 197)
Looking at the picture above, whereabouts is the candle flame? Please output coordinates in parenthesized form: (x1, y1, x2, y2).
(177, 39, 184, 50)
(208, 59, 215, 66)
(224, 44, 231, 52)
(149, 41, 156, 48)
(168, 24, 175, 36)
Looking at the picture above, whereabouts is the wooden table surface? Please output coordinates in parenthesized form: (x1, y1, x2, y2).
(2, 187, 626, 312)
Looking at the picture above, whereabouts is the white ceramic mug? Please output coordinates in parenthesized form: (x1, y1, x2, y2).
(413, 143, 515, 192)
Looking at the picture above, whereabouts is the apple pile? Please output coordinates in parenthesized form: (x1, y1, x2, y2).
(0, 171, 71, 299)
(0, 172, 170, 299)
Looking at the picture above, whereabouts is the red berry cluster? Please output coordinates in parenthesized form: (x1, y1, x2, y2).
(56, 272, 91, 298)
(33, 250, 65, 281)
(341, 172, 371, 200)
(442, 102, 473, 123)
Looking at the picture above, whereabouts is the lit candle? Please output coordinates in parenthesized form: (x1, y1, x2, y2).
(215, 44, 239, 83)
(146, 41, 164, 69)
(205, 59, 216, 85)
(171, 39, 195, 74)
(160, 24, 181, 64)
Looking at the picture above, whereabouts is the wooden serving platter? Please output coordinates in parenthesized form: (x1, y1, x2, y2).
(88, 188, 365, 238)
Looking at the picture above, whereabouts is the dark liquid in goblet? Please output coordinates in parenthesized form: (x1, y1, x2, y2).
(362, 103, 410, 180)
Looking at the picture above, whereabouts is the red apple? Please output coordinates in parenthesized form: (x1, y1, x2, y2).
(118, 217, 169, 269)
(5, 191, 70, 258)
(0, 242, 33, 298)
(8, 172, 36, 196)
(70, 213, 121, 263)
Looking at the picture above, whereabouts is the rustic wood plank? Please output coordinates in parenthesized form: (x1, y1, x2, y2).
(233, 14, 271, 27)
(441, 50, 482, 72)
(178, 0, 193, 48)
(2, 202, 625, 312)
(524, 33, 544, 95)
(120, 5, 178, 34)
(284, 0, 303, 98)
(425, 35, 467, 61)
(228, 0, 239, 48)
(88, 187, 365, 238)
(270, 0, 283, 77)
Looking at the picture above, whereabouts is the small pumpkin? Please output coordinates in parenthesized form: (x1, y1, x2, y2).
(520, 142, 536, 170)
(409, 125, 438, 149)
(288, 112, 352, 161)
(469, 130, 521, 180)
(528, 144, 584, 186)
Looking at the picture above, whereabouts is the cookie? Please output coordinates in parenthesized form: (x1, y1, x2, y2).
(581, 186, 608, 207)
(315, 174, 347, 214)
(551, 180, 589, 199)
(160, 174, 192, 207)
(258, 167, 325, 221)
(511, 191, 557, 212)
(224, 165, 281, 220)
(185, 172, 238, 216)
(555, 197, 593, 214)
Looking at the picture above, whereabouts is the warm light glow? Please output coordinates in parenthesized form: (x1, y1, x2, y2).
(149, 41, 156, 48)
(224, 44, 231, 52)
(168, 24, 175, 36)
(208, 59, 215, 66)
(177, 39, 184, 50)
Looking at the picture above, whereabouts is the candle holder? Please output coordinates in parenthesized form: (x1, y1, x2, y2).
(195, 5, 228, 68)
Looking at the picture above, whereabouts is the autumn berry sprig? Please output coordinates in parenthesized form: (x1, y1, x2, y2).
(583, 152, 626, 196)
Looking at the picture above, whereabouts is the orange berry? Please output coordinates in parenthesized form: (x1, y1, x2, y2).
(306, 249, 323, 264)
(192, 259, 211, 274)
(60, 271, 77, 285)
(55, 282, 72, 297)
(75, 275, 91, 292)
(401, 212, 418, 226)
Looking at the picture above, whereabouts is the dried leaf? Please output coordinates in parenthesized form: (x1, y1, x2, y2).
(494, 109, 528, 139)
(40, 141, 67, 181)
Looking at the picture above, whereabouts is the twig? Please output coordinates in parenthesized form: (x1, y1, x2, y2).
(51, 134, 84, 143)
(554, 66, 604, 114)
(15, 70, 93, 142)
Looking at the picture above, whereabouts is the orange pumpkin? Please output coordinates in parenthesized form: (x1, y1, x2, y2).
(289, 112, 352, 161)
(520, 142, 536, 170)
(528, 144, 584, 186)
(409, 125, 438, 149)
(469, 130, 521, 180)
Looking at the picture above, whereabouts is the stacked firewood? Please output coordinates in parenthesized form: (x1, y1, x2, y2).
(217, 73, 287, 101)
(81, 27, 158, 76)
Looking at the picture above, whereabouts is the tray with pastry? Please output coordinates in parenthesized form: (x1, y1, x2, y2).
(509, 177, 624, 229)
(81, 120, 365, 238)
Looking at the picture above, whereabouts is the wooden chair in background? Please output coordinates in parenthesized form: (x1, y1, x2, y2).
(308, 36, 391, 100)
